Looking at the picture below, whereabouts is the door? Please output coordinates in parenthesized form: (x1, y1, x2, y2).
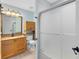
(26, 21, 35, 40)
(39, 2, 77, 59)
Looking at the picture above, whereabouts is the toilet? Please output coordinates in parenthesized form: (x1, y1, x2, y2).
(27, 35, 36, 49)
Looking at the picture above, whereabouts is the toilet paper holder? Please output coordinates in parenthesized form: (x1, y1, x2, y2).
(72, 46, 79, 55)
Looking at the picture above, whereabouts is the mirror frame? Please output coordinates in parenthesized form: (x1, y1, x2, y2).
(1, 13, 23, 37)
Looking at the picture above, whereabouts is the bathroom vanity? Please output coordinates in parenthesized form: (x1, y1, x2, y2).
(0, 4, 28, 59)
(1, 35, 27, 59)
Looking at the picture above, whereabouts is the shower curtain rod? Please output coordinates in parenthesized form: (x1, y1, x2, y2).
(40, 0, 76, 14)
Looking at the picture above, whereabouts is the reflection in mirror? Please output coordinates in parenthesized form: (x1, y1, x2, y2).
(1, 5, 22, 37)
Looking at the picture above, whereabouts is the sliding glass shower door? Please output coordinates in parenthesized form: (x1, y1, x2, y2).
(39, 2, 78, 59)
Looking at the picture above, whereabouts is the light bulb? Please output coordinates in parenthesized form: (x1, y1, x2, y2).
(6, 11, 11, 16)
(16, 13, 19, 17)
(11, 12, 16, 16)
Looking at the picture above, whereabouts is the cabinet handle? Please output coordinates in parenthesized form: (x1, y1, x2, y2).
(72, 46, 79, 55)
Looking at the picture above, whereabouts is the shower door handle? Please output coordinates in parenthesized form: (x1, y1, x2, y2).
(72, 46, 79, 55)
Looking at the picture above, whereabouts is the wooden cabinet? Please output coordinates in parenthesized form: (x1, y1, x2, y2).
(14, 38, 27, 53)
(2, 40, 15, 58)
(1, 36, 27, 59)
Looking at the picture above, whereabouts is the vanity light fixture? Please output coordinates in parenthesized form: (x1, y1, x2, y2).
(1, 7, 22, 17)
(1, 8, 11, 16)
(6, 11, 11, 15)
(6, 9, 11, 16)
(11, 11, 16, 16)
(15, 11, 21, 17)
(1, 10, 6, 14)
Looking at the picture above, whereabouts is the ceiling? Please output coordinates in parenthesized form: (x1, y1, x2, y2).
(1, 0, 61, 12)
(47, 0, 59, 3)
(1, 0, 36, 12)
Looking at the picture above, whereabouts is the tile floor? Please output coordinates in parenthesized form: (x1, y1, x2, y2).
(9, 49, 35, 59)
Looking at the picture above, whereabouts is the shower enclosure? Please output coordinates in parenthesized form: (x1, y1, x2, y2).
(37, 0, 79, 59)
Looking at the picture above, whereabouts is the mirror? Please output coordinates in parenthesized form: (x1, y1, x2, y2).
(1, 7, 22, 37)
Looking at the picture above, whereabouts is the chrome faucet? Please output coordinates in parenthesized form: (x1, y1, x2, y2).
(12, 22, 16, 36)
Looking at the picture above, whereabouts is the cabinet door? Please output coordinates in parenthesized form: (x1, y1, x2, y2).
(14, 38, 27, 52)
(1, 40, 15, 58)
